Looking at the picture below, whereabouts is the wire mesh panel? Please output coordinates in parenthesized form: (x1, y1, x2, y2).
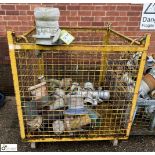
(7, 27, 150, 142)
(131, 97, 155, 135)
(132, 105, 154, 135)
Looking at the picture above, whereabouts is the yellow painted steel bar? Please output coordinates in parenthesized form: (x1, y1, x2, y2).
(99, 55, 106, 85)
(126, 51, 147, 136)
(38, 58, 44, 76)
(99, 30, 109, 85)
(11, 44, 146, 52)
(25, 136, 128, 142)
(144, 34, 151, 49)
(126, 34, 151, 136)
(16, 27, 35, 42)
(7, 31, 26, 139)
(109, 29, 141, 45)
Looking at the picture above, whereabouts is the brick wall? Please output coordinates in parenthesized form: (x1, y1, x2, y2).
(0, 3, 154, 94)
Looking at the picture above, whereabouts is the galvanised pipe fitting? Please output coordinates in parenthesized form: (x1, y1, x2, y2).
(49, 88, 65, 110)
(122, 72, 135, 86)
(64, 115, 91, 131)
(143, 71, 155, 92)
(52, 120, 65, 135)
(83, 92, 98, 106)
(48, 78, 72, 91)
(33, 8, 61, 45)
(38, 75, 46, 82)
(60, 78, 72, 90)
(147, 67, 155, 80)
(52, 115, 92, 134)
(28, 82, 48, 100)
(71, 82, 81, 92)
(27, 115, 43, 131)
(64, 94, 88, 115)
(84, 82, 94, 91)
(77, 90, 110, 101)
(139, 67, 155, 98)
(69, 82, 110, 107)
(146, 56, 155, 67)
(23, 101, 43, 131)
(121, 73, 135, 99)
(139, 80, 151, 98)
(151, 90, 155, 99)
(145, 105, 155, 114)
(127, 52, 142, 70)
(144, 56, 155, 74)
(145, 105, 155, 131)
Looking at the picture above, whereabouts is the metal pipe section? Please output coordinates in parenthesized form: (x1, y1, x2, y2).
(77, 90, 110, 101)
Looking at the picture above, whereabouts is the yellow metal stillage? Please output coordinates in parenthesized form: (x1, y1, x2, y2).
(7, 27, 150, 145)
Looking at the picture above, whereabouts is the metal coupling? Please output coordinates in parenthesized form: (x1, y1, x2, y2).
(77, 90, 110, 101)
(145, 105, 155, 114)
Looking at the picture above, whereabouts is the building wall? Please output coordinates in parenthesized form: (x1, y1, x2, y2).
(0, 3, 154, 94)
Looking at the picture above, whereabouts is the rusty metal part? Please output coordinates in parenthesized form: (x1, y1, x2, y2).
(64, 115, 91, 130)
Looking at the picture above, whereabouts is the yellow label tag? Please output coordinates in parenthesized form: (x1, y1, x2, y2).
(60, 30, 75, 45)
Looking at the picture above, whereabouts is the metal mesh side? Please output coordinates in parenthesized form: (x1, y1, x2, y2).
(132, 105, 155, 135)
(14, 50, 142, 139)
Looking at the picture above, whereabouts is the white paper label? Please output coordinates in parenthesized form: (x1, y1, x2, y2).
(140, 3, 155, 29)
(1, 144, 17, 152)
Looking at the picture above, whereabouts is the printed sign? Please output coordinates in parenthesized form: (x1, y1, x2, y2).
(140, 3, 155, 29)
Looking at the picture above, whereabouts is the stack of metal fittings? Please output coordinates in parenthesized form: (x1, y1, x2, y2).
(28, 82, 48, 100)
(47, 78, 72, 92)
(122, 72, 135, 93)
(121, 52, 141, 100)
(52, 81, 110, 135)
(33, 8, 74, 45)
(27, 77, 110, 135)
(64, 82, 110, 115)
(133, 55, 155, 131)
(117, 52, 142, 124)
(127, 52, 142, 70)
(25, 81, 48, 131)
(49, 88, 65, 110)
(23, 101, 43, 132)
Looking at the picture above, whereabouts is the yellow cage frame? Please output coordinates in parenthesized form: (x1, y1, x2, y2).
(7, 27, 150, 143)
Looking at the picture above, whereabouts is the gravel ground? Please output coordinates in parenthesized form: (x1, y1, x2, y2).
(0, 97, 155, 152)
